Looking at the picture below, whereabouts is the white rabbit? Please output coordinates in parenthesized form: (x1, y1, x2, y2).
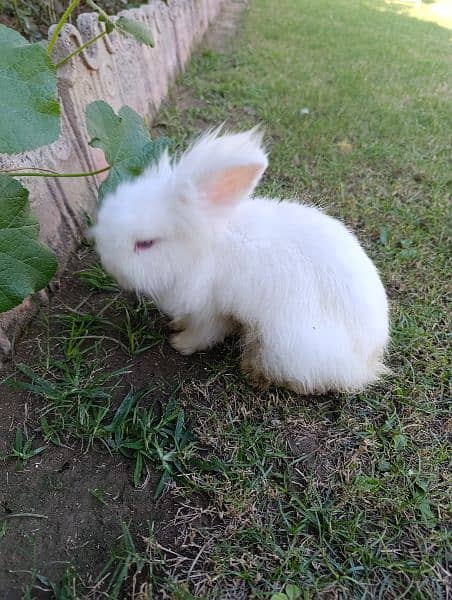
(92, 126, 389, 394)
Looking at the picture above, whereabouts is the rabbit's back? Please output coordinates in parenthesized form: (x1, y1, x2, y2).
(213, 198, 389, 392)
(220, 197, 387, 331)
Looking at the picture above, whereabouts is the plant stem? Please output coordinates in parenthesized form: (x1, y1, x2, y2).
(5, 166, 67, 174)
(85, 0, 110, 22)
(2, 166, 110, 179)
(48, 0, 82, 56)
(55, 29, 107, 68)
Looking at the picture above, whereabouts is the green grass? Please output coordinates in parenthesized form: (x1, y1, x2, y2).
(3, 0, 451, 597)
(13, 362, 195, 495)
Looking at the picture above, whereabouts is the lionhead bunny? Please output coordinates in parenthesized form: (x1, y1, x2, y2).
(92, 126, 389, 394)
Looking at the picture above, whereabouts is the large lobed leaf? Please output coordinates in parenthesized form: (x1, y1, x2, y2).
(115, 16, 154, 47)
(0, 174, 57, 313)
(0, 24, 60, 154)
(86, 101, 170, 202)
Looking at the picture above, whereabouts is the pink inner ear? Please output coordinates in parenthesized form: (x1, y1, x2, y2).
(202, 164, 263, 206)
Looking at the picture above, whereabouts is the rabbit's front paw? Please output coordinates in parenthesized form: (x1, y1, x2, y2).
(170, 330, 203, 355)
(168, 318, 188, 332)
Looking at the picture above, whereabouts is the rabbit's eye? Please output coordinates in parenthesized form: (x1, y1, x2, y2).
(134, 239, 155, 252)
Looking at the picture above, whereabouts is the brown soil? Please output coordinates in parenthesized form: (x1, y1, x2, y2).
(0, 247, 222, 598)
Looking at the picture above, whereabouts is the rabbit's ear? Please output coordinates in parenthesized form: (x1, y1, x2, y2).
(176, 126, 268, 207)
(201, 163, 266, 207)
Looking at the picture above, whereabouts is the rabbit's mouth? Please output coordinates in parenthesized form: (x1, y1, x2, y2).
(134, 239, 155, 252)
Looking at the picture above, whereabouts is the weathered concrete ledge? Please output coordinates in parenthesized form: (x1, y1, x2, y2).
(0, 0, 227, 363)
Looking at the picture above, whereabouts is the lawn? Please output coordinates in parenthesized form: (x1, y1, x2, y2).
(0, 0, 450, 598)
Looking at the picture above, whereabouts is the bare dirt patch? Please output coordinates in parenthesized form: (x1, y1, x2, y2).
(0, 247, 222, 597)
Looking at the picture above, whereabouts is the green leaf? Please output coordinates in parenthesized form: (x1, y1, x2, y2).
(393, 433, 407, 451)
(379, 227, 389, 246)
(377, 458, 391, 472)
(418, 497, 436, 529)
(285, 584, 301, 600)
(0, 174, 57, 313)
(174, 409, 185, 446)
(122, 440, 144, 450)
(154, 469, 171, 499)
(30, 445, 47, 457)
(414, 478, 428, 493)
(271, 594, 288, 600)
(0, 25, 28, 48)
(133, 452, 143, 487)
(354, 474, 381, 492)
(107, 388, 140, 431)
(115, 16, 154, 47)
(14, 427, 23, 451)
(0, 25, 60, 153)
(85, 101, 171, 202)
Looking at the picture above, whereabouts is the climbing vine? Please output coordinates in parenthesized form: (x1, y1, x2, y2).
(0, 0, 169, 314)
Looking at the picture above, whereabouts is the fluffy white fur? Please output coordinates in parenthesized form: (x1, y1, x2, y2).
(92, 126, 389, 394)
